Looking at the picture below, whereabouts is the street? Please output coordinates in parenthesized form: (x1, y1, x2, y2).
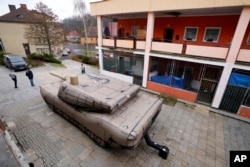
(0, 60, 249, 167)
(59, 43, 97, 60)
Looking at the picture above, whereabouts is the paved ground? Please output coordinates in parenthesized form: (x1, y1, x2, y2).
(0, 60, 249, 167)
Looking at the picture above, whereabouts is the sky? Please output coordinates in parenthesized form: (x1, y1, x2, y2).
(0, 0, 97, 20)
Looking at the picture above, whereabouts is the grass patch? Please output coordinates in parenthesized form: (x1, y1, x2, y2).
(159, 94, 177, 106)
(184, 103, 196, 109)
(71, 55, 82, 62)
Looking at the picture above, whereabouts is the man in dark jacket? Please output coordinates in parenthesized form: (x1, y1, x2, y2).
(9, 73, 17, 88)
(26, 68, 35, 86)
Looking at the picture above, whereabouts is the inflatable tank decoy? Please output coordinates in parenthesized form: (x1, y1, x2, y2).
(40, 72, 169, 159)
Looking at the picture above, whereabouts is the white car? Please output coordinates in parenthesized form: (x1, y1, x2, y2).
(62, 49, 68, 56)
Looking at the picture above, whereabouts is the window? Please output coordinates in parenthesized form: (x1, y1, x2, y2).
(16, 14, 23, 19)
(149, 58, 203, 92)
(131, 26, 139, 37)
(184, 27, 198, 41)
(203, 27, 221, 42)
(247, 34, 250, 45)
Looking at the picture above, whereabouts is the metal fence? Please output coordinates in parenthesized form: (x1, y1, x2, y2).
(219, 85, 247, 113)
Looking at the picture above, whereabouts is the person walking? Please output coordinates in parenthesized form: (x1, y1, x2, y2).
(81, 63, 85, 74)
(26, 68, 35, 86)
(9, 73, 18, 88)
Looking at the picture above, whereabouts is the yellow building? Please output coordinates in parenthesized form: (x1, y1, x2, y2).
(0, 4, 50, 56)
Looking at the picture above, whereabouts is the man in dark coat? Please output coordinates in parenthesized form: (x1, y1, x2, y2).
(81, 63, 85, 74)
(26, 68, 35, 86)
(9, 73, 17, 88)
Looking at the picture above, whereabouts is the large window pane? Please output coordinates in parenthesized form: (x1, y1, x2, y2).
(204, 27, 221, 42)
(247, 34, 250, 45)
(184, 27, 198, 41)
(150, 57, 203, 92)
(131, 26, 139, 37)
(102, 50, 143, 76)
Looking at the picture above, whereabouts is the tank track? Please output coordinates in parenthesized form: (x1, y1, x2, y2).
(44, 99, 169, 159)
(44, 99, 123, 148)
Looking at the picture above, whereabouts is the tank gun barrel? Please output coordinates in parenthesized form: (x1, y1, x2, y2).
(50, 71, 67, 81)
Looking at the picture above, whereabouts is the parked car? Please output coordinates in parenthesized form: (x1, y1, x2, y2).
(66, 48, 71, 53)
(3, 54, 28, 71)
(62, 48, 69, 56)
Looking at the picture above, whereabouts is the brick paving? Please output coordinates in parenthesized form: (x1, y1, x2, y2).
(0, 60, 249, 167)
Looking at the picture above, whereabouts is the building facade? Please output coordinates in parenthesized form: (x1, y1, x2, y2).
(90, 0, 250, 118)
(0, 4, 61, 56)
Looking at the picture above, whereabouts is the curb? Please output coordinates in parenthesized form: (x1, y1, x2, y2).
(4, 130, 29, 167)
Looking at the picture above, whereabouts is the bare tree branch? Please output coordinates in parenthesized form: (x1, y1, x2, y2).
(73, 0, 96, 56)
(24, 2, 64, 55)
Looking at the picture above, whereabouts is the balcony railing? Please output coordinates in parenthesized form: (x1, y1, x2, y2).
(136, 40, 146, 50)
(102, 38, 115, 47)
(237, 49, 250, 63)
(151, 42, 183, 54)
(186, 45, 229, 59)
(116, 39, 134, 49)
(102, 38, 233, 60)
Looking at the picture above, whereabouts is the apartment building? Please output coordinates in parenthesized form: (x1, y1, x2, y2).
(90, 0, 250, 118)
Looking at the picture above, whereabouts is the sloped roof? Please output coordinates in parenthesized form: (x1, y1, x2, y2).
(0, 4, 38, 23)
(68, 31, 80, 37)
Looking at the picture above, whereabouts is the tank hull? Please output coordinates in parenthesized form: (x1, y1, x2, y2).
(40, 81, 163, 148)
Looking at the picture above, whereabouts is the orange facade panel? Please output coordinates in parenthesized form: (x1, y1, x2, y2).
(118, 15, 239, 46)
(147, 81, 197, 102)
(153, 15, 239, 45)
(238, 105, 250, 118)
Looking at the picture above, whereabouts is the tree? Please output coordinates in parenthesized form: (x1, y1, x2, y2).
(73, 0, 96, 56)
(24, 2, 64, 55)
(63, 15, 96, 37)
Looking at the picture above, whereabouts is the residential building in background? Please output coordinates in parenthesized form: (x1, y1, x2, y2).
(0, 4, 40, 56)
(0, 4, 62, 56)
(90, 0, 250, 118)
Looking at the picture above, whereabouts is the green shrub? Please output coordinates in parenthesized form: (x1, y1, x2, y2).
(29, 53, 61, 64)
(81, 55, 99, 66)
(29, 53, 42, 60)
(71, 55, 82, 62)
(41, 53, 61, 64)
(0, 51, 4, 65)
(82, 56, 91, 64)
(159, 93, 177, 106)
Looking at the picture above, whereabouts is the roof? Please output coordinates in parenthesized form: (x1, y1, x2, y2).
(68, 31, 80, 37)
(0, 4, 38, 23)
(90, 0, 245, 17)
